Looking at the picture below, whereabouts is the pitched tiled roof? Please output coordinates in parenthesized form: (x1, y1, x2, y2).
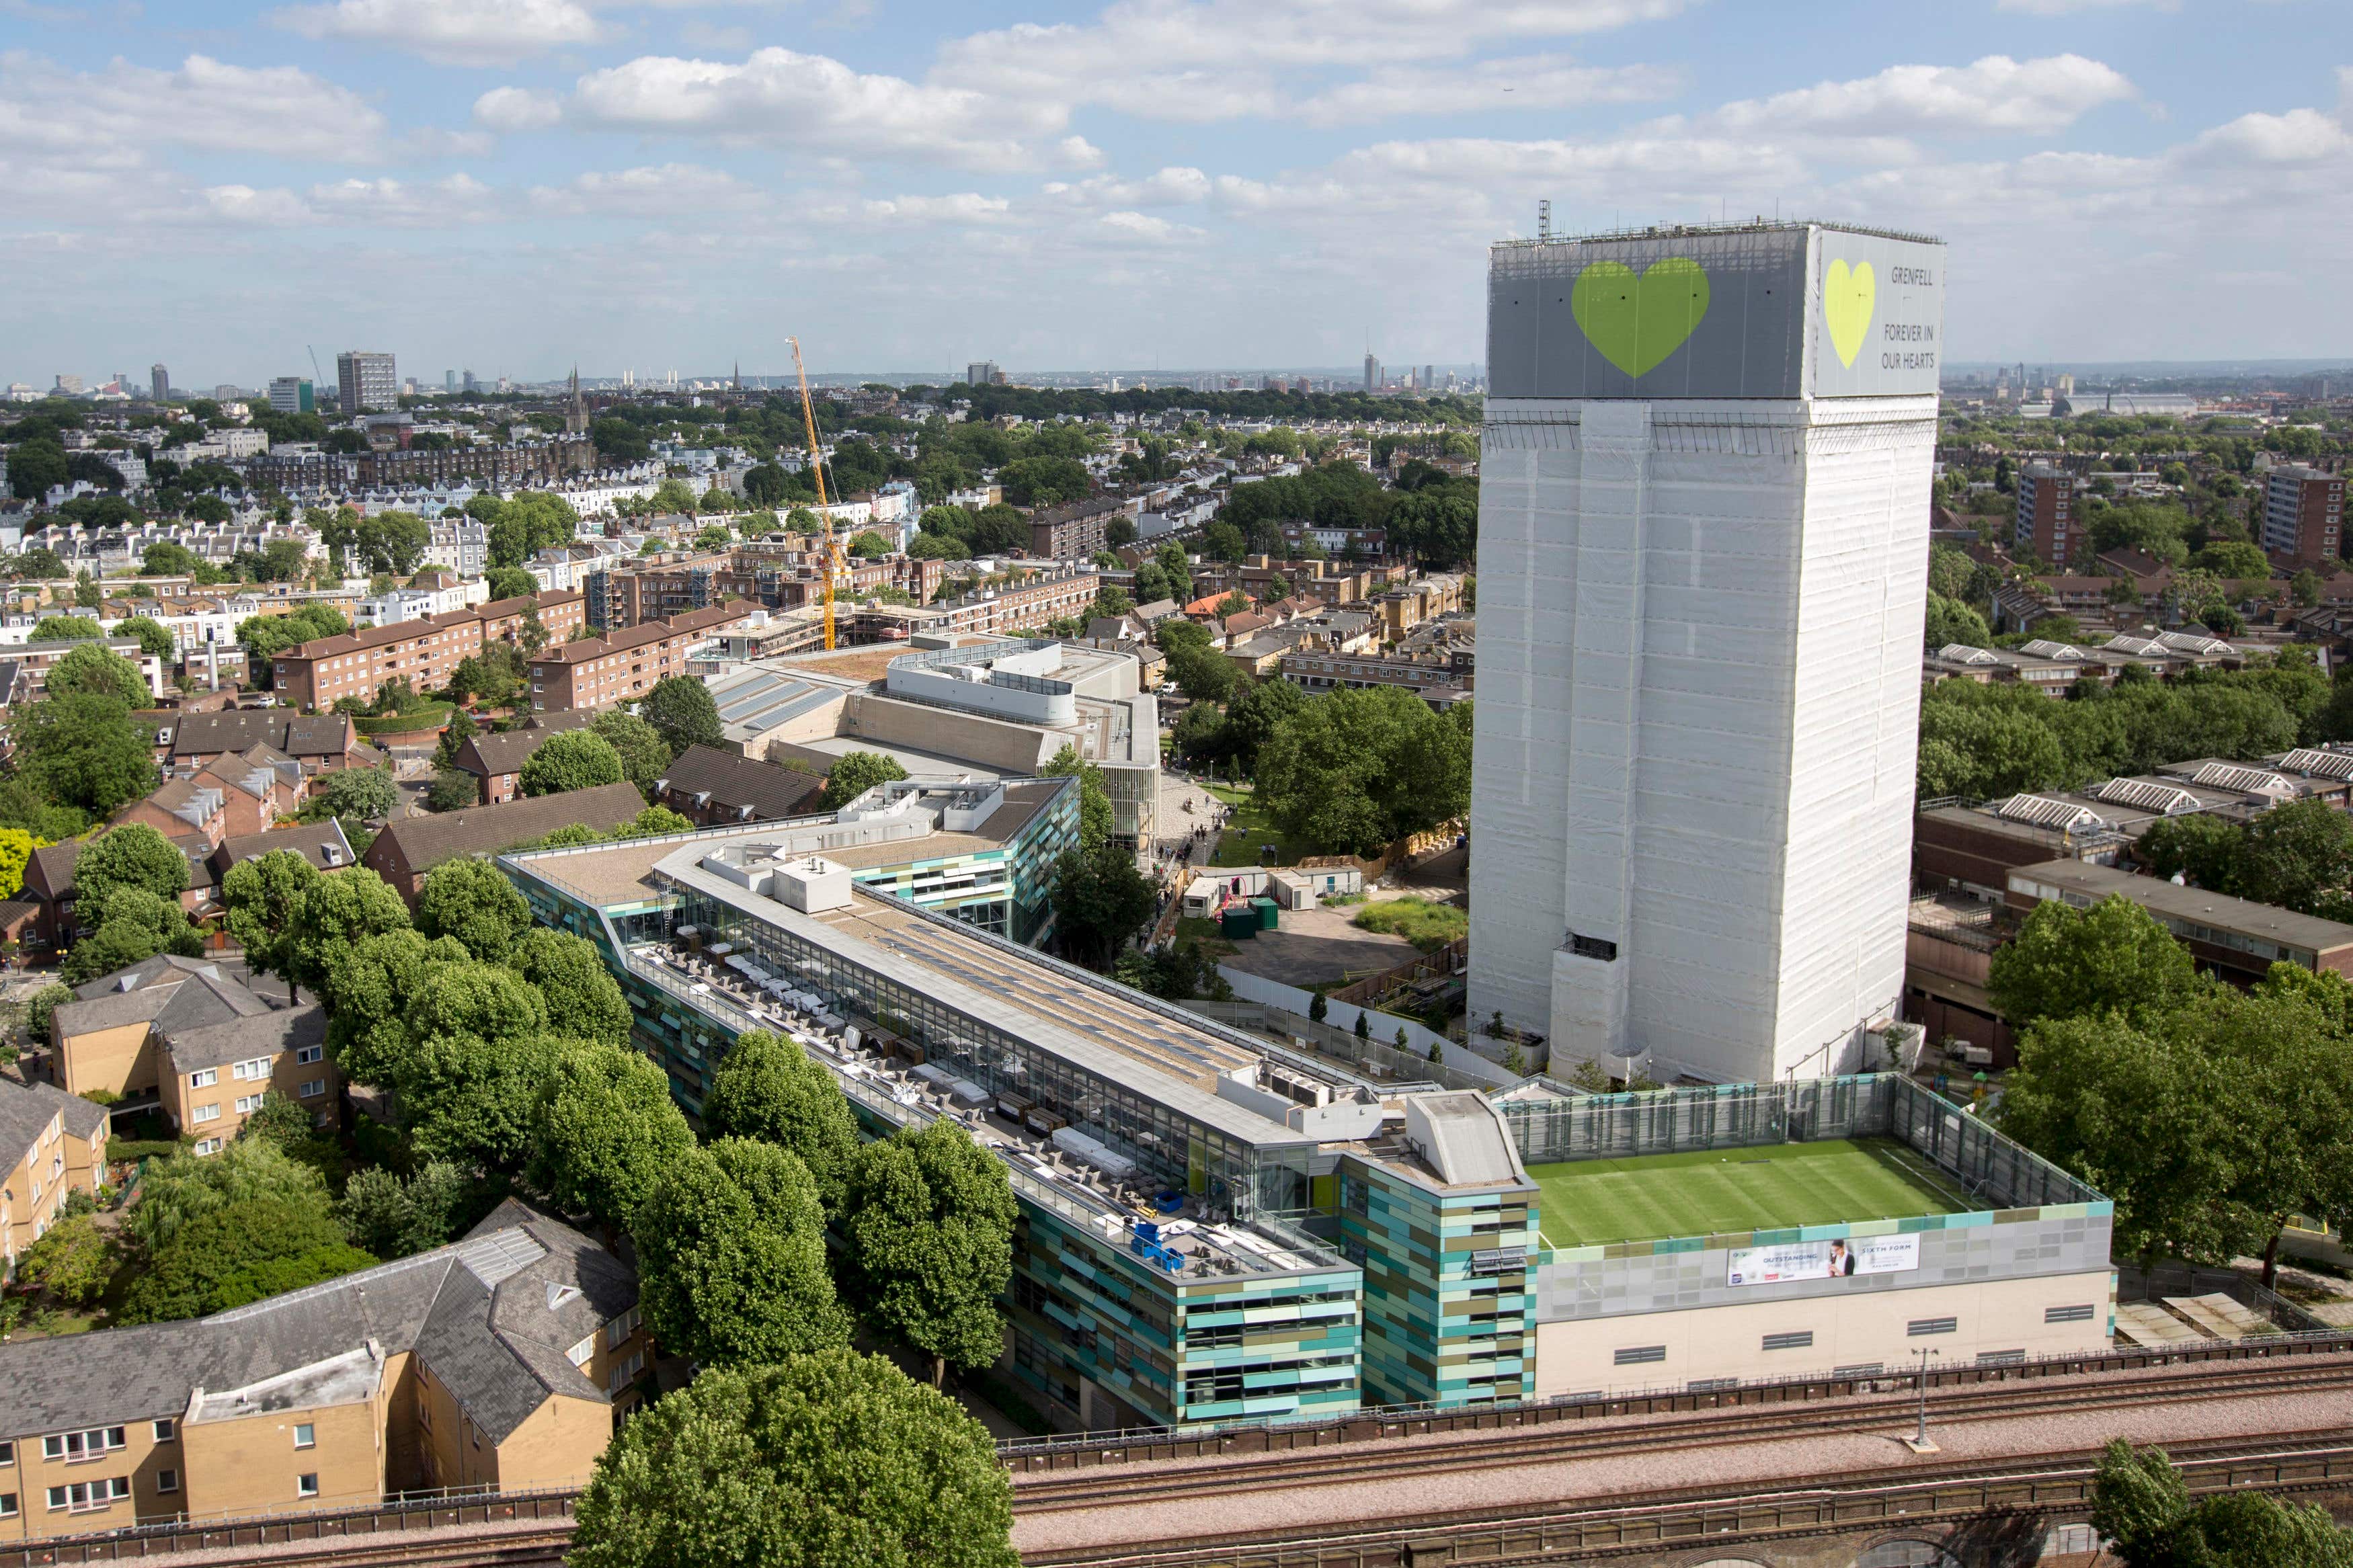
(0, 1079, 88, 1168)
(54, 955, 276, 1038)
(366, 782, 647, 874)
(452, 711, 598, 778)
(0, 1209, 634, 1444)
(654, 744, 827, 822)
(206, 821, 357, 880)
(169, 711, 363, 761)
(163, 1002, 326, 1075)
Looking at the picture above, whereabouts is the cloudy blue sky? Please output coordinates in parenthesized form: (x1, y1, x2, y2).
(3, 0, 2347, 386)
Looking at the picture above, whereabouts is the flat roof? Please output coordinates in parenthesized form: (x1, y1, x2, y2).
(1527, 1137, 1983, 1249)
(2009, 857, 2353, 955)
(653, 852, 1306, 1151)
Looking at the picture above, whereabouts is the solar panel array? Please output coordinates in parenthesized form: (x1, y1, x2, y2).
(2191, 762, 2290, 794)
(2282, 747, 2353, 780)
(2092, 778, 2201, 815)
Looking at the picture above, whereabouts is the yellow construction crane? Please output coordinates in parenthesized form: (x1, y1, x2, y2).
(787, 337, 847, 649)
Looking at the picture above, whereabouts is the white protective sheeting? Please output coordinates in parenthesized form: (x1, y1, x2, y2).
(1468, 395, 1936, 1085)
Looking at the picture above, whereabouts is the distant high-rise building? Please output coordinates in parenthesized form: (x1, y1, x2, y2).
(1423, 364, 1436, 391)
(268, 376, 315, 415)
(149, 364, 169, 402)
(52, 374, 81, 395)
(2262, 464, 2346, 564)
(212, 384, 241, 402)
(462, 370, 479, 394)
(1471, 219, 1946, 1085)
(1363, 354, 1378, 391)
(2013, 464, 2077, 565)
(967, 360, 1001, 386)
(337, 350, 397, 411)
(444, 370, 457, 394)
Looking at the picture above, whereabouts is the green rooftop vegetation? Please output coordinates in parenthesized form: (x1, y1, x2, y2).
(1527, 1137, 1985, 1250)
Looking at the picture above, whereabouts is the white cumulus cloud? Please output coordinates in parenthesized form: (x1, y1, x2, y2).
(1708, 54, 2136, 138)
(275, 0, 605, 67)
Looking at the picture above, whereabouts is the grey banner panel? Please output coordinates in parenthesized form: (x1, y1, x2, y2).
(1488, 223, 1946, 402)
(1488, 228, 1808, 400)
(1807, 230, 1948, 398)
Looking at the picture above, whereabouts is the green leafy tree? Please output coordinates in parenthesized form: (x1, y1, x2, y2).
(126, 1138, 334, 1254)
(520, 729, 625, 796)
(415, 855, 532, 962)
(424, 769, 477, 812)
(528, 1042, 695, 1228)
(1987, 895, 2198, 1030)
(639, 675, 726, 757)
(1922, 591, 1993, 651)
(1255, 687, 1472, 856)
(567, 1350, 1018, 1568)
(45, 642, 150, 707)
(591, 710, 673, 798)
(337, 1160, 475, 1259)
(616, 804, 694, 837)
(235, 1089, 317, 1149)
(1050, 842, 1156, 971)
(703, 1030, 862, 1216)
(485, 565, 536, 602)
(9, 690, 158, 817)
(26, 982, 77, 1047)
(77, 823, 189, 905)
(286, 867, 413, 1008)
(432, 704, 478, 770)
(406, 1027, 571, 1172)
(846, 530, 890, 558)
(18, 1213, 118, 1307)
(2091, 1439, 2353, 1566)
(506, 928, 632, 1050)
(30, 614, 102, 643)
(7, 438, 69, 500)
(817, 749, 910, 811)
(1039, 743, 1113, 852)
(223, 849, 323, 1002)
(1164, 643, 1237, 703)
(119, 1197, 374, 1324)
(632, 1138, 852, 1367)
(842, 1120, 1018, 1387)
(112, 615, 176, 661)
(314, 765, 399, 822)
(62, 921, 161, 984)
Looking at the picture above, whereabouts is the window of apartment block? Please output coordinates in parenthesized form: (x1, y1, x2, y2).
(189, 1069, 216, 1088)
(44, 1428, 125, 1462)
(296, 1045, 323, 1065)
(235, 1094, 264, 1114)
(0, 1493, 14, 1518)
(293, 1423, 315, 1448)
(194, 1137, 222, 1155)
(298, 1079, 327, 1099)
(0, 1442, 11, 1466)
(296, 1473, 318, 1498)
(156, 1469, 177, 1493)
(191, 1104, 220, 1124)
(231, 1057, 272, 1081)
(151, 1419, 174, 1443)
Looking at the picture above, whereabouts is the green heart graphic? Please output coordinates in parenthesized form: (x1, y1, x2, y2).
(1570, 257, 1711, 378)
(1823, 257, 1875, 368)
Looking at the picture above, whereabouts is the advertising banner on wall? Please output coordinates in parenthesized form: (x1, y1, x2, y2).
(1726, 1233, 1921, 1287)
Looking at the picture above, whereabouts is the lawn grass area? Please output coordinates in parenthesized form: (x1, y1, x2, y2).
(1352, 897, 1466, 951)
(1202, 784, 1310, 868)
(1527, 1137, 1983, 1249)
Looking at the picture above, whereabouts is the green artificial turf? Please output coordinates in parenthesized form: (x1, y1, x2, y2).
(1527, 1137, 1983, 1249)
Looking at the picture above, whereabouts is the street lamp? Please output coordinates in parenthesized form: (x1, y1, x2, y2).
(1905, 1347, 1943, 1454)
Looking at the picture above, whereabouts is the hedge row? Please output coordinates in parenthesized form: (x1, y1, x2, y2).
(352, 704, 456, 737)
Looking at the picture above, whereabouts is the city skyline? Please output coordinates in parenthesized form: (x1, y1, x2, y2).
(3, 0, 2349, 381)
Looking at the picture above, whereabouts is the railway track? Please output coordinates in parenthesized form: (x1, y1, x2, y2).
(1, 1525, 574, 1568)
(1010, 1355, 2353, 1513)
(1017, 1437, 2353, 1567)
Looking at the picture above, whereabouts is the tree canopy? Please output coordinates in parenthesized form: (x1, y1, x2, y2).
(841, 1120, 1017, 1387)
(567, 1350, 1018, 1568)
(520, 729, 625, 796)
(817, 749, 909, 811)
(529, 1042, 696, 1228)
(632, 1139, 852, 1367)
(415, 855, 533, 962)
(592, 709, 673, 798)
(1986, 895, 2199, 1031)
(703, 1030, 862, 1217)
(2091, 1440, 2353, 1567)
(1254, 686, 1472, 856)
(640, 675, 727, 757)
